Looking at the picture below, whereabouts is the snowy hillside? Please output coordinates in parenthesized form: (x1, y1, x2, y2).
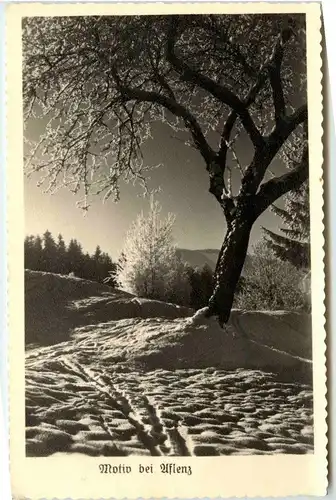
(25, 270, 313, 457)
(25, 270, 192, 346)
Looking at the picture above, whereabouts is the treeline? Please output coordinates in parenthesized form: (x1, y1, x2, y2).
(24, 230, 118, 285)
(24, 228, 216, 310)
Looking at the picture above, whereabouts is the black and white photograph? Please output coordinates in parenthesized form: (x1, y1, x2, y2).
(5, 3, 327, 497)
(21, 9, 317, 459)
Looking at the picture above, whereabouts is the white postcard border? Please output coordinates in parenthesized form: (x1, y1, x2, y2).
(6, 3, 326, 498)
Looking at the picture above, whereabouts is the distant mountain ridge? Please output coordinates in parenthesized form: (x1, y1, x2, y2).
(176, 248, 219, 271)
(177, 248, 253, 275)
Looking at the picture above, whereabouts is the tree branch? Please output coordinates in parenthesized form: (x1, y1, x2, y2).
(148, 49, 176, 101)
(240, 103, 308, 196)
(217, 111, 238, 165)
(166, 16, 264, 150)
(196, 15, 258, 79)
(268, 28, 293, 123)
(217, 28, 294, 170)
(111, 68, 216, 165)
(264, 103, 308, 168)
(270, 104, 308, 145)
(253, 144, 308, 217)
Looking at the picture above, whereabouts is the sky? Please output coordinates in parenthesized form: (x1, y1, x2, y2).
(24, 119, 282, 260)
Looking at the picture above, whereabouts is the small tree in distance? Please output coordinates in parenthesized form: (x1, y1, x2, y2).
(118, 196, 191, 304)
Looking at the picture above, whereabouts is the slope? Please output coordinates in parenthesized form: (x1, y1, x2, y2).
(25, 270, 192, 346)
(25, 270, 313, 457)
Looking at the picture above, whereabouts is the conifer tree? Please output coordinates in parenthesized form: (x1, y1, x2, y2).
(56, 233, 68, 274)
(91, 245, 102, 281)
(33, 235, 43, 271)
(24, 235, 37, 270)
(263, 181, 310, 269)
(67, 238, 84, 276)
(99, 252, 117, 286)
(93, 245, 102, 262)
(82, 252, 94, 281)
(41, 230, 58, 272)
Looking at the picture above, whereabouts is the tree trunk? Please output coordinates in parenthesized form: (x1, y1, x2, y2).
(207, 217, 253, 326)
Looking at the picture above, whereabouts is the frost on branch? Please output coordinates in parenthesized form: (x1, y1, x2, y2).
(23, 14, 307, 211)
(117, 196, 191, 305)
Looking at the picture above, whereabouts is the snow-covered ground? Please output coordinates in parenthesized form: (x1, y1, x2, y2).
(25, 270, 313, 457)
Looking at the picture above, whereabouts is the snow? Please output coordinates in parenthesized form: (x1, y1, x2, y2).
(25, 270, 313, 457)
(25, 270, 193, 346)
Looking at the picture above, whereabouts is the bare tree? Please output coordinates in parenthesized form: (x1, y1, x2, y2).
(23, 14, 308, 325)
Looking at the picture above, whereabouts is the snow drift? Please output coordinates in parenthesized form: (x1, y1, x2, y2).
(25, 270, 193, 346)
(25, 271, 313, 457)
(25, 270, 312, 383)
